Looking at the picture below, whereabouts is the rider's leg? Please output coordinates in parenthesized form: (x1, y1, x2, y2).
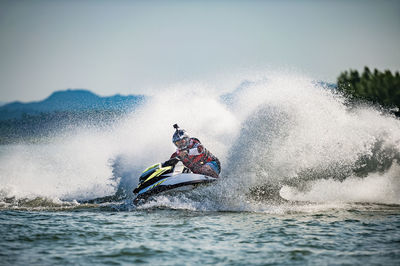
(198, 160, 221, 178)
(199, 164, 219, 178)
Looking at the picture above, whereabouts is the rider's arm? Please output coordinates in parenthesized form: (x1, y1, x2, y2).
(170, 151, 178, 159)
(162, 157, 179, 167)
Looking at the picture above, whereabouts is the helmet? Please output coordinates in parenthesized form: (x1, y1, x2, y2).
(172, 125, 190, 149)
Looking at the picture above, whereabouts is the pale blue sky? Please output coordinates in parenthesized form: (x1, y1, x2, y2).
(0, 0, 399, 102)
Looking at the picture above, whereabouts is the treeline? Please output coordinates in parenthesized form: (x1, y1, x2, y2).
(337, 67, 400, 116)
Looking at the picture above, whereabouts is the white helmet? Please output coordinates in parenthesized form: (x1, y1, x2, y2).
(172, 124, 190, 149)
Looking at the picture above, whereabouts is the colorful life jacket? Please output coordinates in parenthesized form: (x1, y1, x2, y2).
(170, 138, 219, 174)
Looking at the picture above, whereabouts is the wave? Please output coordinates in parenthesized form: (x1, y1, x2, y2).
(1, 71, 399, 211)
(280, 163, 400, 204)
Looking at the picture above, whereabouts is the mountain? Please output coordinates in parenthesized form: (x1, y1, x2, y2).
(0, 89, 146, 120)
(219, 80, 253, 107)
(313, 81, 337, 90)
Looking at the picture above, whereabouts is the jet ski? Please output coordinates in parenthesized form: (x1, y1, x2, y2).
(132, 158, 217, 205)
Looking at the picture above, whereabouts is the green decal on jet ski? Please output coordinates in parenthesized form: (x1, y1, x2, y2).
(143, 166, 172, 184)
(133, 160, 217, 205)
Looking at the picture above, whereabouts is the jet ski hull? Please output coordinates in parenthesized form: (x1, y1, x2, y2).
(133, 173, 217, 205)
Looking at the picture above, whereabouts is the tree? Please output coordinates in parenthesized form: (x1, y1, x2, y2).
(337, 67, 400, 116)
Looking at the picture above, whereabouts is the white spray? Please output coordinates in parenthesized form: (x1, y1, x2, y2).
(0, 71, 399, 210)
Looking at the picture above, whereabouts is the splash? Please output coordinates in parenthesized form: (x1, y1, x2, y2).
(1, 71, 399, 210)
(0, 130, 118, 202)
(280, 164, 400, 204)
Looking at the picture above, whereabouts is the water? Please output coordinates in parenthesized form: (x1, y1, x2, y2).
(1, 205, 399, 265)
(1, 72, 400, 264)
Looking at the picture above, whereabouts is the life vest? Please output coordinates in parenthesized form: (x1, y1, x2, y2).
(171, 138, 219, 174)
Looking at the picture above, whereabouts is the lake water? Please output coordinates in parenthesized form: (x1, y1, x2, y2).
(1, 202, 399, 265)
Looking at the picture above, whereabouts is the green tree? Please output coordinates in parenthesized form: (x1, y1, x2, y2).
(337, 67, 400, 116)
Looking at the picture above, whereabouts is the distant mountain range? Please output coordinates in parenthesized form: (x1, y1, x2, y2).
(1, 82, 336, 121)
(0, 83, 339, 144)
(0, 89, 146, 120)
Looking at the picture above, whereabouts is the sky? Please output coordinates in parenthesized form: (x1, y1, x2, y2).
(0, 0, 399, 102)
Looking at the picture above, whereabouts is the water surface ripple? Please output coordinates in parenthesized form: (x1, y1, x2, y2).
(1, 204, 399, 265)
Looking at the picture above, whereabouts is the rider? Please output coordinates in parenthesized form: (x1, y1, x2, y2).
(166, 124, 221, 178)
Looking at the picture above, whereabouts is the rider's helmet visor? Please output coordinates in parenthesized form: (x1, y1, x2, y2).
(174, 138, 187, 149)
